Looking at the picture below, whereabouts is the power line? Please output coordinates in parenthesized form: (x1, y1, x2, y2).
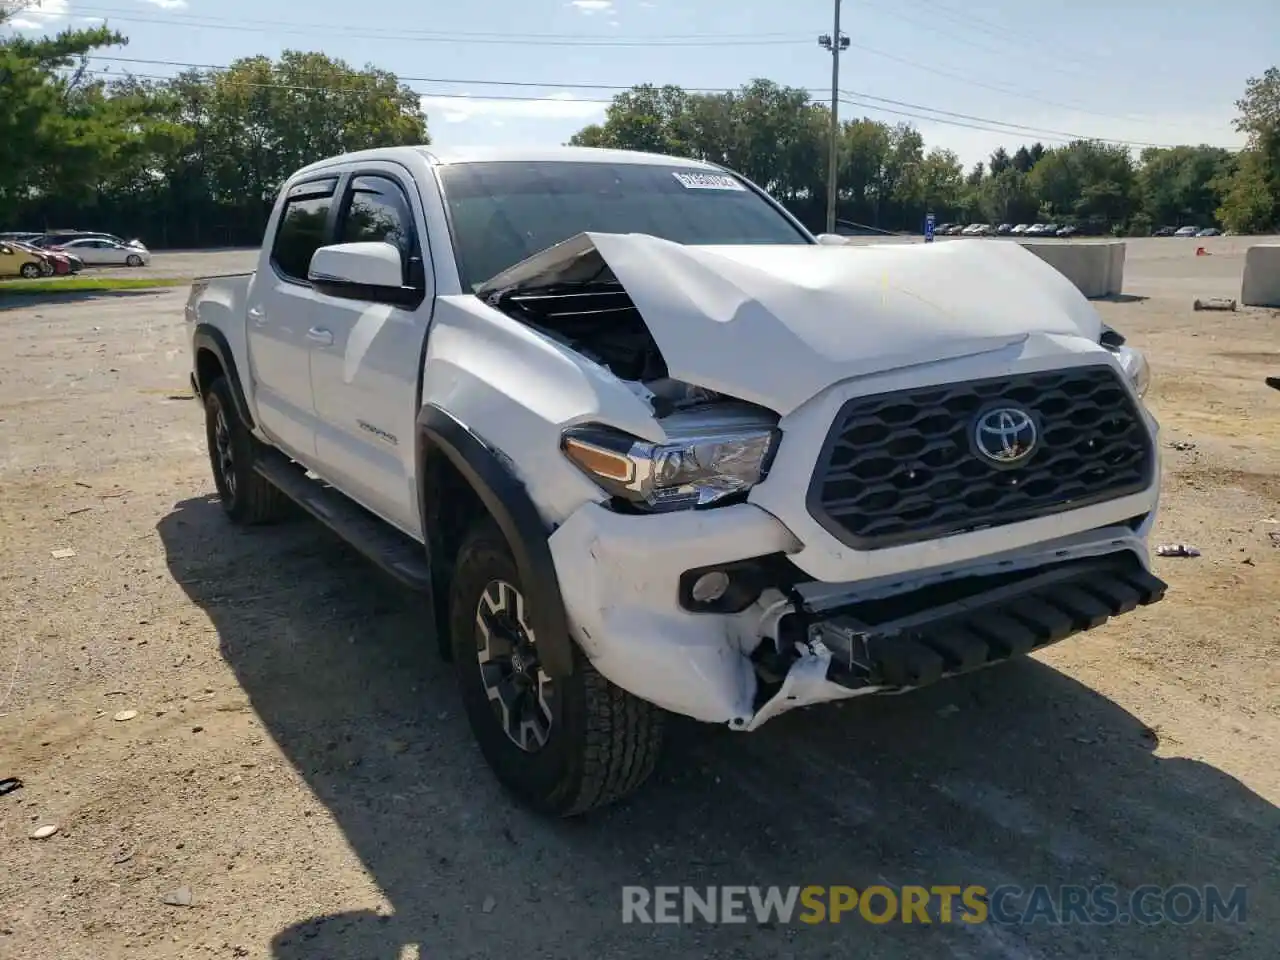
(87, 55, 826, 94)
(839, 91, 1176, 148)
(83, 56, 1232, 150)
(65, 6, 812, 46)
(856, 0, 1118, 86)
(63, 4, 1183, 127)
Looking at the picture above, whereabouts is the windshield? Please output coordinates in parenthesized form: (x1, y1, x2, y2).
(437, 161, 812, 290)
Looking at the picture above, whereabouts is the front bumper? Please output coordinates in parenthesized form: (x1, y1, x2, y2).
(548, 501, 1165, 729)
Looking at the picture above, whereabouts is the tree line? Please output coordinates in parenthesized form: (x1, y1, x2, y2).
(2, 14, 1277, 247)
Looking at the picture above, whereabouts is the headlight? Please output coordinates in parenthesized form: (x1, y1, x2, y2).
(561, 414, 778, 511)
(1111, 344, 1150, 399)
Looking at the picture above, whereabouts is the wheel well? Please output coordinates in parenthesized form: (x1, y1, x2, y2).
(421, 446, 493, 658)
(195, 347, 225, 397)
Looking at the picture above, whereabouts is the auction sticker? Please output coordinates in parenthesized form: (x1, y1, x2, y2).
(672, 172, 746, 191)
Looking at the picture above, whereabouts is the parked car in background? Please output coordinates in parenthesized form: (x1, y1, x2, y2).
(1153, 226, 1176, 237)
(1196, 228, 1221, 237)
(52, 237, 151, 267)
(1025, 224, 1047, 236)
(996, 223, 1013, 235)
(1174, 226, 1199, 238)
(944, 224, 965, 235)
(1010, 224, 1030, 235)
(0, 231, 42, 244)
(0, 241, 48, 279)
(8, 239, 82, 275)
(32, 231, 144, 250)
(1056, 225, 1079, 238)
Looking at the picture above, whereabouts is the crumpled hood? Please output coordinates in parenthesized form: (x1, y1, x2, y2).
(580, 232, 1103, 414)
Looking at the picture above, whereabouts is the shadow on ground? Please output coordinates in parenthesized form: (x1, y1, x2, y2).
(158, 495, 1277, 960)
(1096, 293, 1150, 304)
(0, 288, 173, 311)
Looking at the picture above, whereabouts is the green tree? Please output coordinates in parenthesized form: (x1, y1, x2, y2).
(1216, 67, 1280, 232)
(1028, 140, 1136, 226)
(0, 23, 136, 222)
(1138, 145, 1234, 227)
(989, 147, 1012, 176)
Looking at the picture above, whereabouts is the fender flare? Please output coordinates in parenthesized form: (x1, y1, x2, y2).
(416, 404, 574, 678)
(192, 324, 255, 429)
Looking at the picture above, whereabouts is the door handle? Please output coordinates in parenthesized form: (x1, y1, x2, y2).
(306, 326, 334, 346)
(248, 306, 266, 326)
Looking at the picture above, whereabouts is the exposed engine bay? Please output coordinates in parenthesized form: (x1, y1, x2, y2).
(478, 237, 727, 416)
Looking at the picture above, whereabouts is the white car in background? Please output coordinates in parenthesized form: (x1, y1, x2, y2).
(53, 237, 151, 267)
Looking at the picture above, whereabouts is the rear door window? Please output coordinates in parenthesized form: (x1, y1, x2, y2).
(271, 177, 339, 282)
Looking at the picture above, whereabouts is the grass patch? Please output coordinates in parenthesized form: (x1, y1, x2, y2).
(0, 276, 190, 295)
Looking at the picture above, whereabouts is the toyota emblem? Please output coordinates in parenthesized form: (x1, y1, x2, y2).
(974, 406, 1038, 465)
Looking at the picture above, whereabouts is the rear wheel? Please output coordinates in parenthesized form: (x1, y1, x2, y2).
(450, 518, 663, 816)
(125, 254, 143, 267)
(203, 376, 289, 525)
(19, 263, 40, 279)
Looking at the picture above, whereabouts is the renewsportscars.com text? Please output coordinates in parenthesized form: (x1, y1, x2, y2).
(621, 884, 1248, 926)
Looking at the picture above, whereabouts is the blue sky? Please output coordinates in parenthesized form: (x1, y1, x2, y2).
(6, 0, 1275, 166)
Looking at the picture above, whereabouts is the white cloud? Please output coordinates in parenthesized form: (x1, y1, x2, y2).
(568, 0, 612, 14)
(78, 15, 103, 22)
(421, 92, 605, 123)
(4, 0, 71, 30)
(138, 0, 189, 8)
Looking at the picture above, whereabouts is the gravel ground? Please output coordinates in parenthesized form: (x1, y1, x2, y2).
(1, 243, 1278, 959)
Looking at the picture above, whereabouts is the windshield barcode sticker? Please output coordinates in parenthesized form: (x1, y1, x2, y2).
(672, 172, 746, 191)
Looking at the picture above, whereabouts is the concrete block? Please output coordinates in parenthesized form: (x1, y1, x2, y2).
(1018, 241, 1126, 299)
(1241, 243, 1280, 307)
(1107, 242, 1126, 296)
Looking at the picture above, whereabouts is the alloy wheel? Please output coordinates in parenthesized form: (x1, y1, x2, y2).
(474, 579, 554, 752)
(213, 406, 237, 500)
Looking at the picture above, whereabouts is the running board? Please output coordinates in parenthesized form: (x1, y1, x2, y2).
(253, 450, 432, 592)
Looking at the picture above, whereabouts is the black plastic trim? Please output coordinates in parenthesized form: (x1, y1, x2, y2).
(311, 276, 425, 308)
(678, 553, 801, 614)
(268, 175, 343, 287)
(415, 404, 574, 677)
(815, 553, 1167, 691)
(192, 324, 254, 429)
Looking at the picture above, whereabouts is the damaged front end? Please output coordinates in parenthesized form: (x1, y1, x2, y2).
(741, 550, 1167, 729)
(477, 233, 784, 513)
(479, 230, 1166, 731)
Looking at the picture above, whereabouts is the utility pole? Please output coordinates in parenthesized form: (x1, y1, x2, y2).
(818, 1, 849, 234)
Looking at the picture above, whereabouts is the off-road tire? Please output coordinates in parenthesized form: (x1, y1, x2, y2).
(204, 376, 289, 525)
(450, 517, 663, 816)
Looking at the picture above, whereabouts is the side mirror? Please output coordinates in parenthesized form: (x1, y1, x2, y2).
(308, 242, 422, 307)
(815, 233, 851, 245)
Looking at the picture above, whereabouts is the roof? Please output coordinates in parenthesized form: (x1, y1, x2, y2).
(418, 145, 721, 169)
(292, 144, 722, 177)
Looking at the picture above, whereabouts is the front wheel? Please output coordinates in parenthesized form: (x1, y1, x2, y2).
(125, 254, 143, 267)
(19, 263, 40, 279)
(203, 376, 289, 525)
(450, 518, 663, 816)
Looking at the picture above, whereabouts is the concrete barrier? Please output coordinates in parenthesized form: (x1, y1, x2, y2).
(1241, 243, 1280, 307)
(1018, 241, 1126, 299)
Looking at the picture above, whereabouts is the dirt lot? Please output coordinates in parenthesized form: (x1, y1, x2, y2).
(1, 242, 1278, 959)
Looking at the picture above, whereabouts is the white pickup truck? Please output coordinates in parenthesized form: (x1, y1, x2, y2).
(187, 145, 1166, 816)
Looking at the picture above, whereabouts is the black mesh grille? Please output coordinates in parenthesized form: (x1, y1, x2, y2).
(806, 365, 1154, 549)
